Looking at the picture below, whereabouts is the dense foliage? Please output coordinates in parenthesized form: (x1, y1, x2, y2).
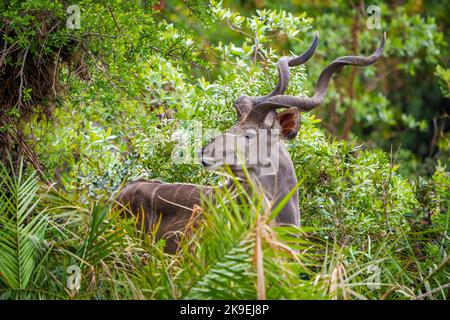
(0, 0, 448, 299)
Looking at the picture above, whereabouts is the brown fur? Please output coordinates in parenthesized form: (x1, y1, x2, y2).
(116, 180, 214, 253)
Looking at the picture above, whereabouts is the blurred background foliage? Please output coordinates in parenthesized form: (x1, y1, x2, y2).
(0, 0, 448, 299)
(166, 0, 450, 176)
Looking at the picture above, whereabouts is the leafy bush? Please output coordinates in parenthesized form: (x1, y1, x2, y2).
(0, 1, 448, 300)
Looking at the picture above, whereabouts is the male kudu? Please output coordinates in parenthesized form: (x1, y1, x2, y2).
(117, 33, 385, 253)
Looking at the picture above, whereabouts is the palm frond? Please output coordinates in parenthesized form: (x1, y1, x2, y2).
(78, 204, 126, 268)
(0, 159, 48, 294)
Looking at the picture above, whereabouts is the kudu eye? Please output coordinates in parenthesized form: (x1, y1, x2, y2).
(244, 130, 256, 140)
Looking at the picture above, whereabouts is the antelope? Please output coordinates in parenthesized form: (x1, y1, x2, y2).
(117, 32, 385, 253)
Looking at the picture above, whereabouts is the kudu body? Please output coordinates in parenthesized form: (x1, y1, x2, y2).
(117, 33, 385, 253)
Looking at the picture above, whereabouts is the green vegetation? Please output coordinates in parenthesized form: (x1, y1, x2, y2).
(0, 1, 448, 299)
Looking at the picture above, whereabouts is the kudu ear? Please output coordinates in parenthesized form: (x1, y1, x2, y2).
(273, 107, 301, 140)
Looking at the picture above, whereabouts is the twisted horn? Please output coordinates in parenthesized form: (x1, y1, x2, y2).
(245, 32, 386, 124)
(251, 32, 320, 105)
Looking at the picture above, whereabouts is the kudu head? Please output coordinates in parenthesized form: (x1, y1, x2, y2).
(200, 32, 385, 225)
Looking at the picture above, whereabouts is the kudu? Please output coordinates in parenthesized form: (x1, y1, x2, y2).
(117, 32, 385, 253)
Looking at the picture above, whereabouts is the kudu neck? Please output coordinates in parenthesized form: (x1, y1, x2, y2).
(224, 143, 300, 226)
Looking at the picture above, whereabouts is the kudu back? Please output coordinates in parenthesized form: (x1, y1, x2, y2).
(117, 32, 385, 253)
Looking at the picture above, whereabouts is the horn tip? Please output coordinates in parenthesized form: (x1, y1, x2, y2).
(374, 32, 386, 57)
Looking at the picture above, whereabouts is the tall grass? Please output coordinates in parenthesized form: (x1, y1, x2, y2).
(0, 160, 448, 300)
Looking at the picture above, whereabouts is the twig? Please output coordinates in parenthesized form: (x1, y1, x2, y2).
(225, 20, 252, 38)
(107, 5, 122, 33)
(52, 46, 62, 96)
(381, 145, 400, 229)
(148, 45, 207, 71)
(253, 36, 259, 65)
(81, 32, 118, 39)
(428, 117, 438, 157)
(15, 46, 30, 108)
(4, 116, 49, 185)
(414, 283, 450, 300)
(180, 0, 207, 25)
